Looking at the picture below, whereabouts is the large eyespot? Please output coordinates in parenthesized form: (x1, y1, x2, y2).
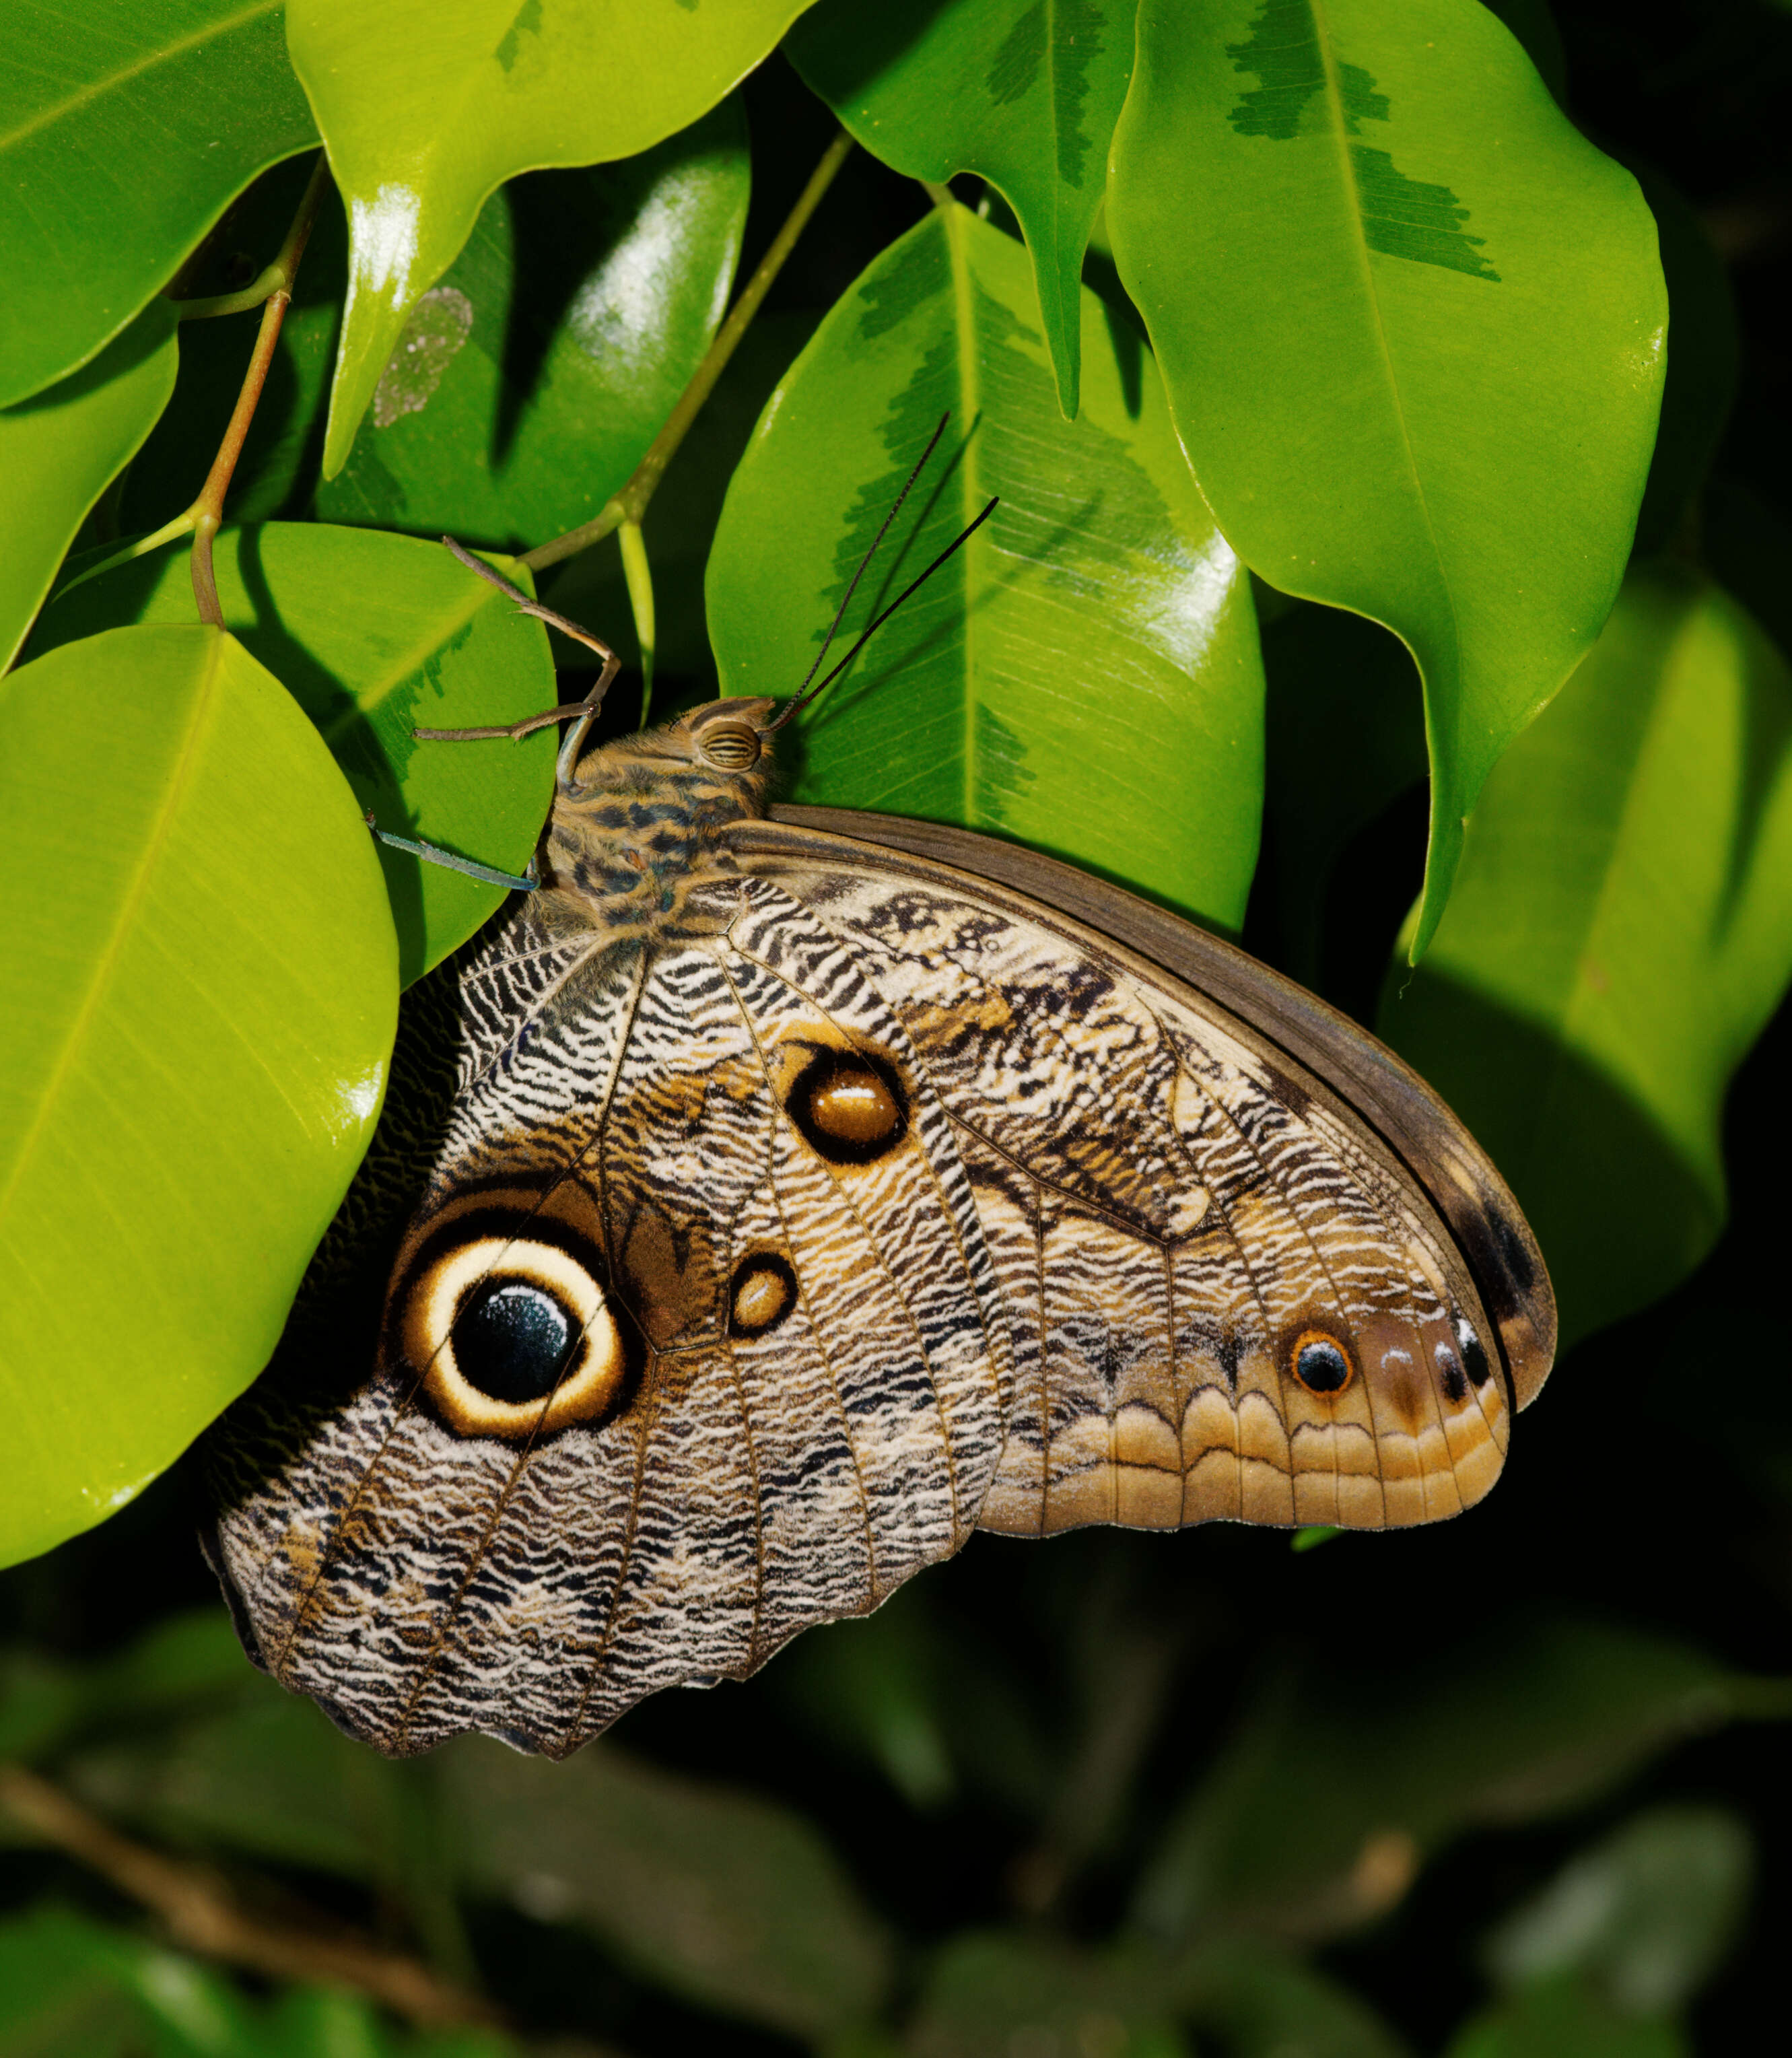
(1290, 1327, 1354, 1396)
(697, 721, 762, 772)
(786, 1046, 908, 1165)
(401, 1234, 627, 1440)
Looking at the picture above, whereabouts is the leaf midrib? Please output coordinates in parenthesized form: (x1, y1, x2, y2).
(0, 0, 281, 156)
(0, 630, 225, 1233)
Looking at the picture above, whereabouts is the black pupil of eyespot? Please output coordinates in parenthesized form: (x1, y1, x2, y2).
(1297, 1338, 1350, 1393)
(456, 1280, 576, 1404)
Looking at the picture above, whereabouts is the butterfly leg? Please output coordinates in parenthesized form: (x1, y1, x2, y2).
(415, 537, 622, 790)
(361, 813, 539, 893)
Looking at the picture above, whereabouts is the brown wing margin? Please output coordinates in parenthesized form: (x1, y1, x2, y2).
(732, 807, 1556, 1414)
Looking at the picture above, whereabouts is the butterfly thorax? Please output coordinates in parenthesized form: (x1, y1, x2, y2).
(542, 701, 776, 938)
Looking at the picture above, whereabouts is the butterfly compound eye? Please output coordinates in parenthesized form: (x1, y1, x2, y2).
(401, 1234, 628, 1440)
(1291, 1328, 1354, 1396)
(699, 722, 762, 771)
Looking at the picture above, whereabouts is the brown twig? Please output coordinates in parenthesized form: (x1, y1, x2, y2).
(0, 1762, 499, 2031)
(522, 127, 856, 575)
(184, 154, 330, 625)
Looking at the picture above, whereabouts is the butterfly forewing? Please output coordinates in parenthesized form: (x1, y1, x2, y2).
(726, 823, 1513, 1540)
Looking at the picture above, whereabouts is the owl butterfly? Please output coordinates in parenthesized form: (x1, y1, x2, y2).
(204, 467, 1554, 1762)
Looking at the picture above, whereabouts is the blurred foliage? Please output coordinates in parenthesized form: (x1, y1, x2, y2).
(6, 1, 1792, 2055)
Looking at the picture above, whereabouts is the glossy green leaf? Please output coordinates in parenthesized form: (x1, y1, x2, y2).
(893, 1932, 1188, 2058)
(1134, 1617, 1792, 1947)
(444, 1737, 893, 2038)
(314, 102, 749, 547)
(0, 626, 396, 1566)
(1107, 0, 1667, 953)
(0, 0, 317, 409)
(31, 525, 555, 984)
(1445, 1977, 1688, 2058)
(0, 301, 178, 673)
(1377, 564, 1792, 1344)
(287, 0, 816, 476)
(708, 203, 1265, 931)
(787, 0, 1135, 415)
(1484, 1806, 1751, 2018)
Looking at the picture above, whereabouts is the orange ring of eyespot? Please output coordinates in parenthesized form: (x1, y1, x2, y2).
(1290, 1326, 1355, 1397)
(401, 1235, 625, 1440)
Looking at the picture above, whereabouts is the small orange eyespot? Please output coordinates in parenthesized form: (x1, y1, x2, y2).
(1292, 1328, 1353, 1396)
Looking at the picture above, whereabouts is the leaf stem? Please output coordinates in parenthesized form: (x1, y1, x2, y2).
(522, 127, 856, 576)
(173, 153, 332, 321)
(0, 1762, 498, 2030)
(184, 158, 329, 625)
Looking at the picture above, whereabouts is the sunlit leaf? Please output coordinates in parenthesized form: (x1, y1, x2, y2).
(444, 1738, 893, 2039)
(287, 0, 816, 475)
(0, 302, 179, 672)
(0, 0, 316, 409)
(32, 526, 555, 985)
(1107, 0, 1666, 952)
(0, 626, 397, 1565)
(1377, 564, 1792, 1344)
(314, 102, 749, 549)
(708, 202, 1265, 931)
(788, 0, 1135, 415)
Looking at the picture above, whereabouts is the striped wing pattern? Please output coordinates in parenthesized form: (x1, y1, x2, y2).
(209, 831, 1510, 1758)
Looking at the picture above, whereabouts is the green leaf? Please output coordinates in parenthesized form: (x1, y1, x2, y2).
(30, 525, 556, 985)
(1175, 1934, 1414, 2058)
(1376, 563, 1792, 1344)
(1483, 1806, 1752, 2018)
(906, 1933, 1190, 2058)
(1445, 1976, 1688, 2058)
(1106, 0, 1666, 953)
(314, 100, 749, 547)
(1134, 1616, 1792, 1948)
(287, 0, 816, 476)
(707, 203, 1265, 931)
(0, 625, 397, 1565)
(0, 0, 317, 409)
(444, 1737, 893, 2039)
(787, 0, 1136, 415)
(67, 1684, 399, 1881)
(0, 1908, 147, 2057)
(0, 302, 178, 672)
(541, 307, 821, 690)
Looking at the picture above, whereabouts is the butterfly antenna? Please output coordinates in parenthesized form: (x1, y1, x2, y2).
(767, 493, 999, 732)
(767, 413, 956, 734)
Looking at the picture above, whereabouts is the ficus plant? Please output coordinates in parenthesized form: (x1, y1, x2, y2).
(0, 0, 1783, 1623)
